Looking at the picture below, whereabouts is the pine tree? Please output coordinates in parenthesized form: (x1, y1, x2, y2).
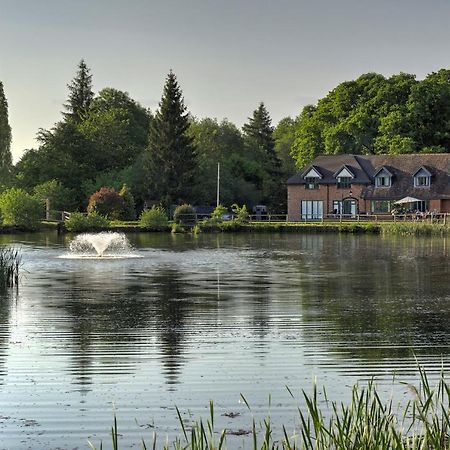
(243, 103, 284, 209)
(243, 102, 280, 168)
(63, 59, 94, 122)
(0, 81, 12, 171)
(144, 71, 197, 206)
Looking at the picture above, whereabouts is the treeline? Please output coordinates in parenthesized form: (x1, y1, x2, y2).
(1, 65, 450, 217)
(291, 70, 450, 167)
(0, 61, 296, 214)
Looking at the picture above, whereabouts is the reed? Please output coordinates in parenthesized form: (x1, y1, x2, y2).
(0, 246, 21, 289)
(87, 368, 450, 450)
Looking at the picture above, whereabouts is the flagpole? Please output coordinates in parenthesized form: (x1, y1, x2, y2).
(216, 162, 220, 207)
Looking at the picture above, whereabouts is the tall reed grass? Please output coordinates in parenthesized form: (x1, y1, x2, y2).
(381, 222, 450, 236)
(88, 368, 450, 450)
(0, 246, 21, 289)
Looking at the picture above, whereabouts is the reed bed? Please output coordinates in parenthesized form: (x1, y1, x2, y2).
(88, 368, 450, 450)
(381, 222, 450, 236)
(0, 246, 21, 289)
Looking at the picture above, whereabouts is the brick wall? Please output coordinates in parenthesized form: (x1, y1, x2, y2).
(287, 183, 368, 220)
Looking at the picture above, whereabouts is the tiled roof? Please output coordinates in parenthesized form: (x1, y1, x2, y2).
(287, 153, 450, 200)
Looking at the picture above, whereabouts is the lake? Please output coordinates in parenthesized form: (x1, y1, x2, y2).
(0, 232, 448, 449)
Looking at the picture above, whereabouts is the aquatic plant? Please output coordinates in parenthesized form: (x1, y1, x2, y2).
(87, 368, 450, 450)
(381, 221, 450, 236)
(0, 246, 21, 289)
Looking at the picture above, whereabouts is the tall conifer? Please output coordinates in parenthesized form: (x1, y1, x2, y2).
(63, 59, 94, 122)
(144, 71, 197, 205)
(243, 103, 284, 209)
(0, 81, 12, 170)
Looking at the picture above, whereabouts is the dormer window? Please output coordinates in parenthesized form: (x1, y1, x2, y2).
(334, 165, 355, 189)
(305, 177, 319, 190)
(413, 167, 432, 187)
(303, 166, 322, 190)
(374, 167, 393, 188)
(337, 177, 351, 188)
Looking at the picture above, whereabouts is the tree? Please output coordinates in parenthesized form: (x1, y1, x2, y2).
(80, 88, 150, 171)
(243, 103, 284, 209)
(273, 117, 297, 176)
(144, 71, 197, 206)
(33, 179, 75, 211)
(0, 81, 12, 173)
(63, 59, 94, 123)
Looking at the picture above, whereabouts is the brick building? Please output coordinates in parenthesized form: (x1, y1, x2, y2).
(287, 154, 450, 220)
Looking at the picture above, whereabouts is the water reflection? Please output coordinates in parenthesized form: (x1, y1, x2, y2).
(0, 233, 448, 448)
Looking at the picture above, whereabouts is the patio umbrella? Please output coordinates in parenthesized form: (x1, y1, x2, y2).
(394, 196, 421, 204)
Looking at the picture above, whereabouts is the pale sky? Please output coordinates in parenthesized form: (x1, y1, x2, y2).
(1, 0, 450, 162)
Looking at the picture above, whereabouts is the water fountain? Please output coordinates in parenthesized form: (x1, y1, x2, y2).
(64, 232, 140, 259)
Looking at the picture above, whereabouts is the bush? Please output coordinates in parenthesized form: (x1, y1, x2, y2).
(231, 203, 249, 223)
(210, 204, 228, 222)
(87, 187, 124, 220)
(0, 188, 43, 229)
(173, 204, 196, 225)
(139, 207, 169, 230)
(119, 184, 136, 220)
(65, 212, 110, 232)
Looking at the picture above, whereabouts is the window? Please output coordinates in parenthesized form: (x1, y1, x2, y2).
(375, 176, 391, 187)
(301, 200, 323, 219)
(337, 177, 351, 188)
(333, 199, 357, 216)
(414, 176, 430, 187)
(305, 177, 319, 190)
(371, 201, 391, 213)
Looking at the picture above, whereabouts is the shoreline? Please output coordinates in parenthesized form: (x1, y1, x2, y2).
(1, 220, 449, 236)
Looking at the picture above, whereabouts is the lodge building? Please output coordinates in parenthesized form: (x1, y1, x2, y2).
(287, 154, 450, 220)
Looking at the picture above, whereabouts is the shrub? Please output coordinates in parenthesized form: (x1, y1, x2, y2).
(0, 188, 43, 229)
(87, 187, 124, 220)
(231, 203, 249, 223)
(210, 204, 228, 222)
(139, 207, 169, 230)
(173, 204, 196, 225)
(65, 212, 110, 232)
(118, 184, 136, 220)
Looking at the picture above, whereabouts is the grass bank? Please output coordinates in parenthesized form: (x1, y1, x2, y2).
(1, 219, 448, 237)
(89, 368, 450, 450)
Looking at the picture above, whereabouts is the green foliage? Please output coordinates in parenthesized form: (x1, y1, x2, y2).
(173, 204, 196, 225)
(0, 81, 12, 172)
(139, 206, 168, 230)
(87, 187, 124, 220)
(0, 188, 43, 229)
(381, 221, 450, 236)
(231, 203, 249, 223)
(33, 180, 75, 211)
(171, 222, 186, 234)
(291, 72, 422, 167)
(243, 102, 284, 209)
(118, 184, 135, 220)
(144, 71, 197, 206)
(79, 88, 150, 172)
(210, 204, 228, 222)
(65, 212, 110, 232)
(63, 59, 94, 123)
(273, 116, 297, 176)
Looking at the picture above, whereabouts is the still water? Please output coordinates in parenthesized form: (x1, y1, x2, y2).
(0, 232, 448, 449)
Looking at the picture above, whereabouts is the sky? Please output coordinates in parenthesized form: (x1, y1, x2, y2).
(1, 0, 450, 162)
